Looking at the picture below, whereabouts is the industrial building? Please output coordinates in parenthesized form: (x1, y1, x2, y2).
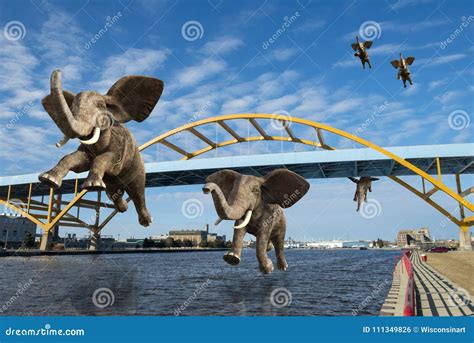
(0, 214, 37, 247)
(396, 228, 432, 248)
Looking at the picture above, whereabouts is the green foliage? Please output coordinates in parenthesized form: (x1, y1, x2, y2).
(22, 233, 35, 248)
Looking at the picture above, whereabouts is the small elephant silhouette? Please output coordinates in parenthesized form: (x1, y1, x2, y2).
(203, 169, 310, 274)
(349, 176, 379, 211)
(351, 36, 373, 69)
(38, 70, 164, 226)
(391, 53, 415, 88)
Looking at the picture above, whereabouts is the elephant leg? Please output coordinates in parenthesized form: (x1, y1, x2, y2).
(105, 183, 127, 213)
(367, 60, 372, 69)
(82, 152, 116, 190)
(125, 171, 152, 227)
(357, 196, 362, 211)
(223, 228, 246, 266)
(39, 150, 90, 189)
(353, 191, 358, 202)
(267, 242, 274, 252)
(271, 233, 288, 271)
(256, 232, 273, 274)
(408, 77, 413, 85)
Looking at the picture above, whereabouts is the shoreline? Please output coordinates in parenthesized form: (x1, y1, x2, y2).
(1, 247, 229, 257)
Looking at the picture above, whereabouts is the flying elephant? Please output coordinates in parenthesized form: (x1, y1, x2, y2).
(38, 70, 164, 227)
(351, 36, 373, 69)
(391, 53, 415, 88)
(348, 176, 379, 211)
(202, 169, 310, 274)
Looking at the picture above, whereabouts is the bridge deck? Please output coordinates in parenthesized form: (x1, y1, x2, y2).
(1, 143, 473, 198)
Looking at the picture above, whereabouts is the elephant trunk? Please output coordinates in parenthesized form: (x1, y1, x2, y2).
(203, 182, 248, 220)
(49, 70, 93, 138)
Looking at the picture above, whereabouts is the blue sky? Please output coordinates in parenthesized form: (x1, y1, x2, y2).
(0, 0, 472, 241)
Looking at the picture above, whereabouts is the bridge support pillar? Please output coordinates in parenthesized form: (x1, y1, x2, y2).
(89, 231, 101, 251)
(459, 228, 472, 251)
(39, 230, 52, 251)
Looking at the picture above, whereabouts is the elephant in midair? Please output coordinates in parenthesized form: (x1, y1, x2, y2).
(349, 176, 379, 211)
(391, 53, 415, 88)
(351, 36, 373, 69)
(38, 70, 164, 226)
(203, 169, 310, 274)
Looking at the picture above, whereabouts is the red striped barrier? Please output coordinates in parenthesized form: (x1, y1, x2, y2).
(401, 251, 415, 316)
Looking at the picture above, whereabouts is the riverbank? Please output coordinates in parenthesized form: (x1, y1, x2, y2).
(2, 247, 229, 257)
(426, 251, 474, 296)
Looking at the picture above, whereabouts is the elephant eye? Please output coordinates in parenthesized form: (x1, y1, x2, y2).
(252, 186, 260, 194)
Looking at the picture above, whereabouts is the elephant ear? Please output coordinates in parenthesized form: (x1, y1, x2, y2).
(206, 170, 241, 200)
(363, 40, 373, 49)
(105, 76, 164, 123)
(261, 169, 310, 208)
(405, 56, 415, 65)
(390, 60, 400, 69)
(351, 43, 358, 51)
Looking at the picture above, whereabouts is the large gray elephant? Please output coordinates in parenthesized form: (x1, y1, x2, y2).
(38, 70, 164, 226)
(202, 169, 310, 274)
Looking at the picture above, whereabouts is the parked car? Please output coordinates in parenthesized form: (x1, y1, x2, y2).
(428, 246, 450, 253)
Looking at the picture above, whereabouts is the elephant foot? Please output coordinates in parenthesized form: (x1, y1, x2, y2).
(277, 259, 288, 271)
(115, 198, 128, 213)
(223, 252, 240, 265)
(39, 172, 62, 189)
(259, 260, 274, 275)
(138, 209, 152, 227)
(82, 177, 106, 191)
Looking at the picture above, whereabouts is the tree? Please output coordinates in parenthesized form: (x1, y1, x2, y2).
(376, 238, 384, 248)
(183, 239, 193, 247)
(143, 238, 155, 248)
(164, 237, 175, 248)
(174, 239, 183, 247)
(22, 233, 35, 248)
(155, 240, 166, 248)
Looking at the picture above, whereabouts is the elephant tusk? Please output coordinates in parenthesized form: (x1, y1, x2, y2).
(79, 127, 101, 145)
(214, 218, 223, 226)
(234, 210, 252, 229)
(55, 135, 70, 148)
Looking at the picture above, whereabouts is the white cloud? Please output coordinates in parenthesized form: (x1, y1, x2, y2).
(423, 54, 466, 67)
(174, 57, 226, 88)
(199, 36, 244, 55)
(93, 48, 171, 91)
(271, 47, 299, 62)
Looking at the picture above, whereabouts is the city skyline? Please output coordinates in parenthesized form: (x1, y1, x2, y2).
(0, 0, 472, 241)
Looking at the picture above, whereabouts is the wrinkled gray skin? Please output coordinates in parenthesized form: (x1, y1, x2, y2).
(203, 169, 309, 274)
(38, 70, 164, 227)
(391, 53, 415, 88)
(349, 176, 379, 211)
(351, 36, 373, 69)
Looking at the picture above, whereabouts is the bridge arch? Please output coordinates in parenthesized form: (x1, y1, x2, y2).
(1, 114, 472, 250)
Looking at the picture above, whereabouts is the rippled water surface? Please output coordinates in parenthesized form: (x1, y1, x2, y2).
(0, 249, 400, 316)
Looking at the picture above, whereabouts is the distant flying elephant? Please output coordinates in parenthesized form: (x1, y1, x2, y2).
(391, 53, 415, 88)
(351, 36, 373, 69)
(38, 70, 164, 227)
(203, 169, 309, 274)
(349, 176, 379, 211)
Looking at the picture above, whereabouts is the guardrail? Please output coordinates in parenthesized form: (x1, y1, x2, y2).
(401, 251, 415, 316)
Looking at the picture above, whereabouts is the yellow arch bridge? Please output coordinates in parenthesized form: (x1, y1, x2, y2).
(0, 114, 472, 250)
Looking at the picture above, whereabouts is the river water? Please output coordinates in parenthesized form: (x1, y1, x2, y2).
(0, 249, 400, 316)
